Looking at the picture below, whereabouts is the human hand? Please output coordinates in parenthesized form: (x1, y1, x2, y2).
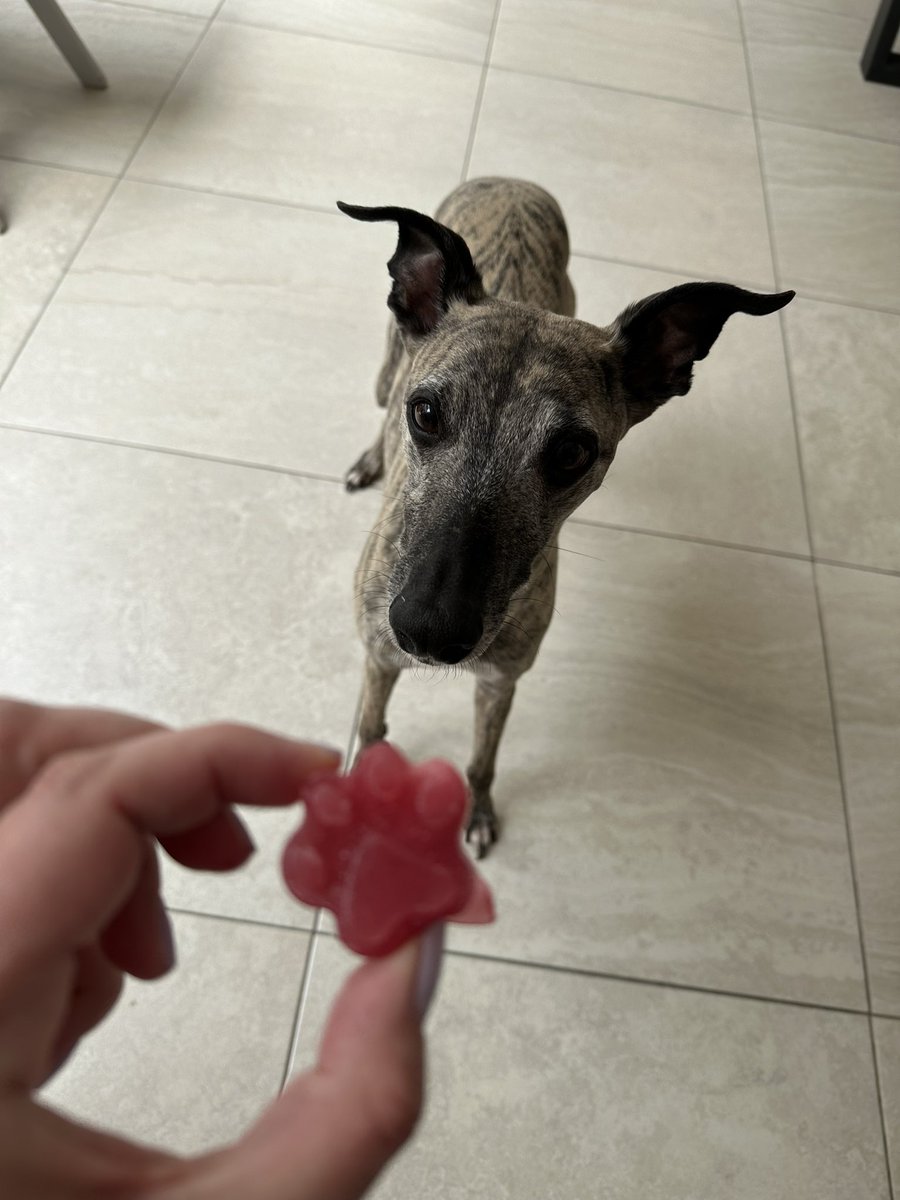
(0, 700, 437, 1199)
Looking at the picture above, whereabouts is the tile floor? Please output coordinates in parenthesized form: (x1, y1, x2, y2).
(1, 0, 898, 1194)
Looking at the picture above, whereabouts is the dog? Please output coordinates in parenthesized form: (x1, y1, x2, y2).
(339, 177, 793, 857)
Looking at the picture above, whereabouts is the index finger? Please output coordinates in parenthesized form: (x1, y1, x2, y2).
(0, 699, 163, 809)
(0, 724, 341, 978)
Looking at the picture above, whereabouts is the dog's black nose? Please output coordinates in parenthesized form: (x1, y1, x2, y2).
(389, 596, 482, 664)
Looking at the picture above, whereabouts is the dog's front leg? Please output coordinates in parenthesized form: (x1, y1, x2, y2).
(345, 428, 384, 492)
(466, 673, 516, 859)
(357, 654, 401, 749)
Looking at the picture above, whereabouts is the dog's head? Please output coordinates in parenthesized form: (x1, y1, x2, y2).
(340, 201, 793, 667)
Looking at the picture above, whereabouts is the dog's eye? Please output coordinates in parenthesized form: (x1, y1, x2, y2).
(543, 433, 598, 487)
(554, 439, 591, 473)
(413, 401, 438, 433)
(409, 397, 441, 439)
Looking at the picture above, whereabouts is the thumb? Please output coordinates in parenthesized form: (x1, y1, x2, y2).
(164, 926, 443, 1200)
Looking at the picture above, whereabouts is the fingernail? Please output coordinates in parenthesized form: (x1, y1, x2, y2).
(306, 745, 343, 770)
(157, 907, 176, 973)
(413, 922, 445, 1020)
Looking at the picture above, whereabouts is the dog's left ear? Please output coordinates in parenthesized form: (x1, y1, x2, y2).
(337, 201, 484, 337)
(613, 282, 795, 427)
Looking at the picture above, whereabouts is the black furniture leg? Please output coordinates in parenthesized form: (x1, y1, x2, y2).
(861, 0, 900, 87)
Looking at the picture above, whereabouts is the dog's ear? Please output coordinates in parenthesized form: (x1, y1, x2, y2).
(613, 283, 795, 427)
(337, 201, 484, 336)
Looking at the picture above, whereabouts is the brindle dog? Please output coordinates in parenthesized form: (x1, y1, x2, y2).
(340, 177, 793, 857)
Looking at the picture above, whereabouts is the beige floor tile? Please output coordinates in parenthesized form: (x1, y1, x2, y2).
(469, 70, 774, 285)
(96, 0, 220, 15)
(130, 23, 480, 211)
(745, 1, 900, 142)
(0, 160, 111, 382)
(569, 254, 808, 553)
(0, 181, 393, 477)
(875, 1018, 900, 1182)
(0, 428, 379, 923)
(220, 0, 496, 62)
(760, 120, 900, 310)
(818, 566, 900, 1015)
(292, 936, 888, 1200)
(784, 298, 900, 571)
(364, 522, 864, 1006)
(493, 0, 751, 112)
(741, 0, 881, 20)
(42, 913, 309, 1154)
(0, 2, 205, 173)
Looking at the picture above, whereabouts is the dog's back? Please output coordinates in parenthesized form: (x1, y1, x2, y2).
(435, 178, 575, 317)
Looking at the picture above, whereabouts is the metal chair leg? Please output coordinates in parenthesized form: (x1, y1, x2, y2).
(26, 0, 108, 90)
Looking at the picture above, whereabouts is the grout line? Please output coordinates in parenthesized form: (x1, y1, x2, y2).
(809, 555, 895, 1198)
(446, 947, 869, 1018)
(460, 0, 503, 181)
(0, 152, 118, 179)
(487, 60, 754, 121)
(569, 247, 776, 294)
(566, 514, 812, 564)
(815, 557, 900, 579)
(122, 172, 341, 215)
(0, 178, 116, 393)
(735, 0, 785, 290)
(217, 15, 485, 68)
(278, 929, 319, 1092)
(313, 926, 874, 1019)
(764, 0, 882, 17)
(1, 420, 896, 580)
(870, 1014, 897, 1199)
(755, 112, 900, 150)
(0, 1, 227, 394)
(739, 1, 893, 1180)
(807, 547, 874, 1013)
(566, 521, 900, 579)
(781, 291, 900, 320)
(160, 902, 900, 1025)
(770, 265, 878, 1026)
(0, 421, 345, 486)
(91, 0, 209, 15)
(744, 0, 892, 1161)
(167, 905, 316, 936)
(739, 0, 874, 1014)
(91, 0, 210, 14)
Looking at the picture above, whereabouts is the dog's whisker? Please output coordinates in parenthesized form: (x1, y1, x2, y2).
(367, 530, 402, 555)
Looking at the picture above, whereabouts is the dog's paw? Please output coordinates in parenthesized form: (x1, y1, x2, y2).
(465, 810, 499, 861)
(345, 447, 383, 493)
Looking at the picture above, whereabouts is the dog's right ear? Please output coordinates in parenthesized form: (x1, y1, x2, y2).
(337, 202, 484, 336)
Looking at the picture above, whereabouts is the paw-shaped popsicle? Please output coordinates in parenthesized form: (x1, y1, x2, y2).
(282, 742, 494, 957)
